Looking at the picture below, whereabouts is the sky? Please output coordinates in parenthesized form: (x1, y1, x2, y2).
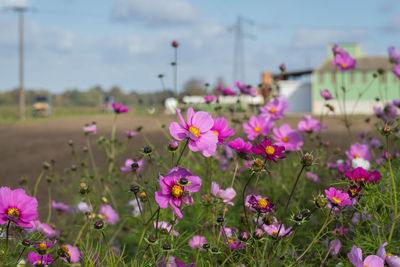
(0, 0, 399, 93)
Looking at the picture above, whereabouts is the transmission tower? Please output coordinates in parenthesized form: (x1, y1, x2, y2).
(230, 16, 255, 83)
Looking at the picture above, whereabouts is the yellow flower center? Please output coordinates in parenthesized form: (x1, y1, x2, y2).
(387, 253, 393, 257)
(7, 207, 20, 218)
(272, 231, 278, 236)
(270, 107, 276, 114)
(38, 243, 47, 252)
(254, 126, 261, 132)
(265, 146, 275, 155)
(306, 126, 311, 131)
(354, 154, 360, 158)
(282, 136, 289, 142)
(171, 185, 183, 198)
(332, 197, 342, 204)
(349, 189, 356, 196)
(213, 130, 219, 136)
(37, 260, 42, 265)
(227, 238, 234, 244)
(257, 199, 268, 209)
(342, 63, 347, 68)
(364, 265, 369, 267)
(189, 126, 200, 138)
(61, 245, 69, 254)
(140, 192, 147, 198)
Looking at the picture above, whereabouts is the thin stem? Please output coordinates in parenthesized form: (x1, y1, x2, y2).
(387, 135, 398, 243)
(73, 220, 89, 246)
(108, 114, 118, 174)
(148, 154, 158, 190)
(46, 183, 52, 224)
(230, 158, 239, 188)
(175, 138, 189, 166)
(2, 220, 11, 267)
(86, 136, 97, 170)
(242, 173, 255, 230)
(33, 170, 45, 198)
(14, 247, 26, 266)
(101, 231, 117, 262)
(135, 193, 144, 222)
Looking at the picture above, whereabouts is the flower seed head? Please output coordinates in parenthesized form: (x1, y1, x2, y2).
(94, 220, 104, 230)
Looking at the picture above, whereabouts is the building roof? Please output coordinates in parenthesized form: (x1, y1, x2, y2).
(315, 57, 392, 72)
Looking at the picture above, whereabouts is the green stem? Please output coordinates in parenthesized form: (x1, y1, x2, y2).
(2, 220, 11, 267)
(14, 247, 26, 266)
(242, 173, 255, 230)
(33, 170, 45, 199)
(73, 220, 89, 246)
(148, 154, 158, 190)
(387, 135, 398, 243)
(86, 136, 97, 170)
(108, 114, 118, 174)
(175, 138, 189, 166)
(46, 183, 52, 224)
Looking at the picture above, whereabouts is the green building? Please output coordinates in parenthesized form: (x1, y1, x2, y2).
(312, 44, 400, 114)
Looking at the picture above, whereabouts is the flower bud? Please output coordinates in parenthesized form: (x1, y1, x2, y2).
(211, 247, 219, 253)
(80, 182, 90, 195)
(252, 158, 264, 172)
(179, 177, 188, 185)
(202, 243, 210, 249)
(101, 197, 108, 204)
(131, 162, 140, 170)
(239, 232, 250, 242)
(253, 228, 264, 239)
(162, 244, 171, 250)
(279, 64, 286, 72)
(68, 140, 74, 146)
(147, 235, 157, 243)
(315, 195, 327, 208)
(130, 185, 140, 193)
(22, 239, 31, 247)
(301, 152, 314, 166)
(143, 146, 152, 155)
(42, 161, 51, 170)
(168, 141, 179, 152)
(171, 40, 179, 48)
(94, 220, 104, 230)
(216, 217, 224, 224)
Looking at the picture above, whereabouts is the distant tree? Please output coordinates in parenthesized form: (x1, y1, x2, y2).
(211, 76, 228, 95)
(181, 78, 207, 96)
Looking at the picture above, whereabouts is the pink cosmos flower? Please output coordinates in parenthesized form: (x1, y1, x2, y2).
(298, 115, 324, 133)
(345, 142, 371, 161)
(204, 95, 217, 103)
(393, 64, 400, 79)
(111, 102, 129, 113)
(83, 123, 96, 134)
(242, 115, 274, 140)
(188, 235, 207, 249)
(211, 117, 235, 144)
(306, 172, 320, 183)
(155, 167, 201, 218)
(52, 201, 70, 213)
(272, 124, 303, 151)
(234, 80, 256, 96)
(326, 239, 341, 256)
(211, 182, 236, 206)
(124, 131, 137, 138)
(252, 138, 286, 162)
(32, 241, 56, 253)
(169, 107, 218, 157)
(245, 195, 274, 214)
(120, 159, 144, 172)
(217, 84, 237, 96)
(228, 138, 252, 155)
(99, 205, 119, 225)
(345, 167, 381, 184)
(27, 252, 54, 266)
(259, 96, 289, 120)
(325, 187, 352, 207)
(221, 225, 245, 250)
(388, 46, 400, 64)
(76, 202, 92, 213)
(0, 187, 38, 228)
(154, 221, 179, 236)
(348, 245, 384, 267)
(60, 244, 80, 263)
(263, 220, 292, 238)
(377, 242, 400, 267)
(332, 47, 356, 71)
(332, 44, 345, 55)
(32, 220, 60, 238)
(320, 89, 333, 100)
(158, 256, 196, 267)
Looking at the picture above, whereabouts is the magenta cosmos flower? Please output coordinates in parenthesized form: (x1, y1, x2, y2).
(325, 187, 352, 207)
(345, 167, 381, 184)
(298, 115, 324, 133)
(320, 89, 333, 100)
(188, 235, 207, 249)
(211, 181, 236, 206)
(332, 47, 356, 71)
(243, 115, 274, 140)
(155, 167, 201, 218)
(245, 195, 274, 214)
(234, 80, 256, 96)
(0, 187, 38, 228)
(252, 138, 285, 162)
(388, 46, 400, 64)
(221, 225, 245, 250)
(32, 220, 60, 238)
(120, 159, 144, 172)
(204, 95, 217, 103)
(393, 64, 400, 79)
(27, 252, 54, 266)
(259, 96, 289, 120)
(228, 137, 252, 155)
(169, 107, 218, 157)
(345, 142, 371, 161)
(52, 201, 70, 213)
(111, 101, 129, 113)
(348, 245, 384, 267)
(99, 205, 119, 225)
(211, 117, 235, 144)
(217, 84, 237, 96)
(263, 219, 292, 237)
(60, 244, 80, 263)
(124, 131, 137, 138)
(83, 123, 96, 135)
(272, 124, 303, 151)
(377, 242, 400, 267)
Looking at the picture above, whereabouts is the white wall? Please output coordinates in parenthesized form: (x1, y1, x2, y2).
(279, 81, 312, 112)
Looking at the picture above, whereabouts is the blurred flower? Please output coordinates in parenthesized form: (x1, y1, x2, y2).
(33, 241, 56, 254)
(234, 81, 256, 96)
(393, 64, 400, 79)
(347, 245, 383, 267)
(243, 115, 274, 140)
(228, 138, 252, 155)
(333, 227, 348, 236)
(76, 202, 92, 213)
(217, 84, 237, 96)
(388, 46, 400, 64)
(306, 172, 320, 183)
(204, 95, 217, 103)
(128, 199, 142, 217)
(263, 219, 292, 237)
(211, 117, 235, 144)
(370, 139, 381, 148)
(298, 115, 324, 133)
(83, 123, 96, 135)
(171, 40, 179, 48)
(154, 221, 179, 236)
(111, 102, 129, 113)
(188, 235, 207, 249)
(0, 187, 38, 228)
(120, 159, 144, 172)
(60, 244, 80, 263)
(124, 131, 137, 138)
(259, 96, 289, 120)
(351, 158, 371, 170)
(32, 221, 60, 238)
(326, 239, 341, 256)
(325, 187, 352, 207)
(169, 107, 218, 157)
(320, 89, 333, 100)
(211, 182, 236, 206)
(52, 201, 70, 213)
(99, 205, 119, 225)
(279, 63, 286, 72)
(345, 142, 371, 161)
(374, 103, 397, 123)
(345, 167, 381, 184)
(221, 225, 245, 250)
(155, 167, 201, 218)
(377, 242, 400, 267)
(27, 252, 54, 266)
(332, 46, 356, 71)
(272, 124, 303, 151)
(245, 195, 274, 214)
(253, 228, 264, 239)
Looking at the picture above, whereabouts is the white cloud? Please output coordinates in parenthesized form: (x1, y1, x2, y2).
(0, 0, 28, 8)
(111, 0, 200, 27)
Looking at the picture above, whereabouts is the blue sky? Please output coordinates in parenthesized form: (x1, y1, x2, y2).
(0, 0, 399, 93)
